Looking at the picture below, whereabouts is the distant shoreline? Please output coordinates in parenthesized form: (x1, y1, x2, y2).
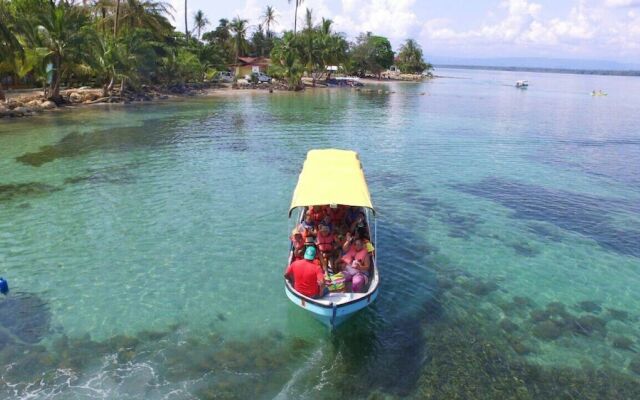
(435, 64, 640, 77)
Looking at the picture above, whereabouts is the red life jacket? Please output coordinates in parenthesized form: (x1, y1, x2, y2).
(317, 232, 334, 252)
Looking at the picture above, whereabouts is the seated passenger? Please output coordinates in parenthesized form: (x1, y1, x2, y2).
(321, 214, 334, 232)
(316, 223, 338, 273)
(345, 206, 361, 226)
(284, 247, 327, 298)
(308, 205, 325, 224)
(298, 212, 317, 239)
(349, 211, 368, 237)
(358, 231, 376, 256)
(329, 205, 347, 225)
(291, 230, 305, 260)
(340, 236, 370, 292)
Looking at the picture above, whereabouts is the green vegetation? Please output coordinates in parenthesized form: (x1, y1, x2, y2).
(271, 9, 348, 89)
(397, 38, 433, 75)
(347, 33, 394, 78)
(0, 1, 432, 102)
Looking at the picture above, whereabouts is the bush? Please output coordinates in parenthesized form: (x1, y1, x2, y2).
(204, 68, 219, 82)
(267, 65, 285, 80)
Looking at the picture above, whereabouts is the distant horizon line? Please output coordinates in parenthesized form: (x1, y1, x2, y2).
(433, 64, 640, 77)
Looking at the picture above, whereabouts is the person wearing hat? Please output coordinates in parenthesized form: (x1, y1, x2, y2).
(284, 246, 328, 299)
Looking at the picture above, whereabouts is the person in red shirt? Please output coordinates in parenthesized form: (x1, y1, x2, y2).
(285, 247, 327, 298)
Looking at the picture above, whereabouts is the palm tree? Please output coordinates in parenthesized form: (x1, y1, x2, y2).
(120, 0, 174, 37)
(85, 32, 121, 96)
(262, 5, 277, 38)
(271, 32, 302, 89)
(397, 38, 429, 74)
(28, 1, 89, 100)
(287, 0, 303, 34)
(184, 0, 188, 41)
(193, 10, 208, 40)
(229, 17, 248, 63)
(0, 3, 22, 101)
(90, 0, 114, 36)
(304, 7, 313, 32)
(114, 0, 121, 37)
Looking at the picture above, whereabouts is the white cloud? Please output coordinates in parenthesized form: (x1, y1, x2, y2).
(333, 0, 419, 42)
(605, 0, 640, 7)
(422, 0, 602, 50)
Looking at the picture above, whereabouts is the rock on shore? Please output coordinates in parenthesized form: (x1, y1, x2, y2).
(0, 84, 217, 119)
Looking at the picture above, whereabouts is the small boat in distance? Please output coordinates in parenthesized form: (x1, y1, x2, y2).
(591, 90, 608, 96)
(516, 80, 529, 88)
(285, 149, 379, 330)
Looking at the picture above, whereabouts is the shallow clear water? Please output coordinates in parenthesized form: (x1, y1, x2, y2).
(1, 68, 640, 399)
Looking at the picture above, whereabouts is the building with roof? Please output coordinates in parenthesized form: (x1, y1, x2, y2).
(232, 57, 271, 78)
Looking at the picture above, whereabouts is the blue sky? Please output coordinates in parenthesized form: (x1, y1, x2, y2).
(170, 0, 640, 63)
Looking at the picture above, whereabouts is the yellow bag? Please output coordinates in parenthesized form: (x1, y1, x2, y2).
(325, 273, 345, 292)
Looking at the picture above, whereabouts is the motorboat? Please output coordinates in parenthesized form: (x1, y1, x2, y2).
(516, 80, 529, 88)
(285, 149, 379, 329)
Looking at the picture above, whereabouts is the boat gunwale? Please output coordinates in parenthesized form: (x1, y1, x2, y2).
(284, 274, 380, 309)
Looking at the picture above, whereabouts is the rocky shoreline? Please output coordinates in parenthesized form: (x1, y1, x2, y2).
(0, 83, 224, 119)
(1, 75, 429, 120)
(0, 80, 303, 119)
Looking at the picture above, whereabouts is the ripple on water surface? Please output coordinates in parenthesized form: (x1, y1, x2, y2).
(1, 70, 640, 398)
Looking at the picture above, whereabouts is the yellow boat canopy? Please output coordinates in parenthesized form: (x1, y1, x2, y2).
(289, 149, 374, 216)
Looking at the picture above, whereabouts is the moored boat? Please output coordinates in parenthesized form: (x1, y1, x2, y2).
(285, 149, 379, 329)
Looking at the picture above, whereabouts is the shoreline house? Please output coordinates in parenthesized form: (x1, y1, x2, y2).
(232, 57, 271, 78)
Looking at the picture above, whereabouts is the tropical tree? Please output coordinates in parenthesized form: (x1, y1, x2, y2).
(287, 0, 303, 34)
(116, 28, 160, 92)
(290, 11, 347, 85)
(317, 18, 347, 79)
(0, 1, 23, 100)
(297, 8, 318, 82)
(250, 24, 269, 57)
(229, 17, 248, 62)
(85, 32, 122, 96)
(114, 0, 121, 37)
(21, 0, 91, 100)
(184, 0, 188, 41)
(120, 0, 174, 38)
(202, 18, 234, 63)
(90, 0, 114, 36)
(119, 0, 174, 38)
(193, 9, 208, 40)
(396, 38, 430, 74)
(348, 33, 394, 78)
(262, 5, 277, 38)
(270, 32, 302, 89)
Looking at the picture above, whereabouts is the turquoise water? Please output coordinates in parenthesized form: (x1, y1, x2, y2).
(1, 68, 640, 398)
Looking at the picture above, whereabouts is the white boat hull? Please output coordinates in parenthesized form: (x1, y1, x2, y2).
(284, 281, 379, 329)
